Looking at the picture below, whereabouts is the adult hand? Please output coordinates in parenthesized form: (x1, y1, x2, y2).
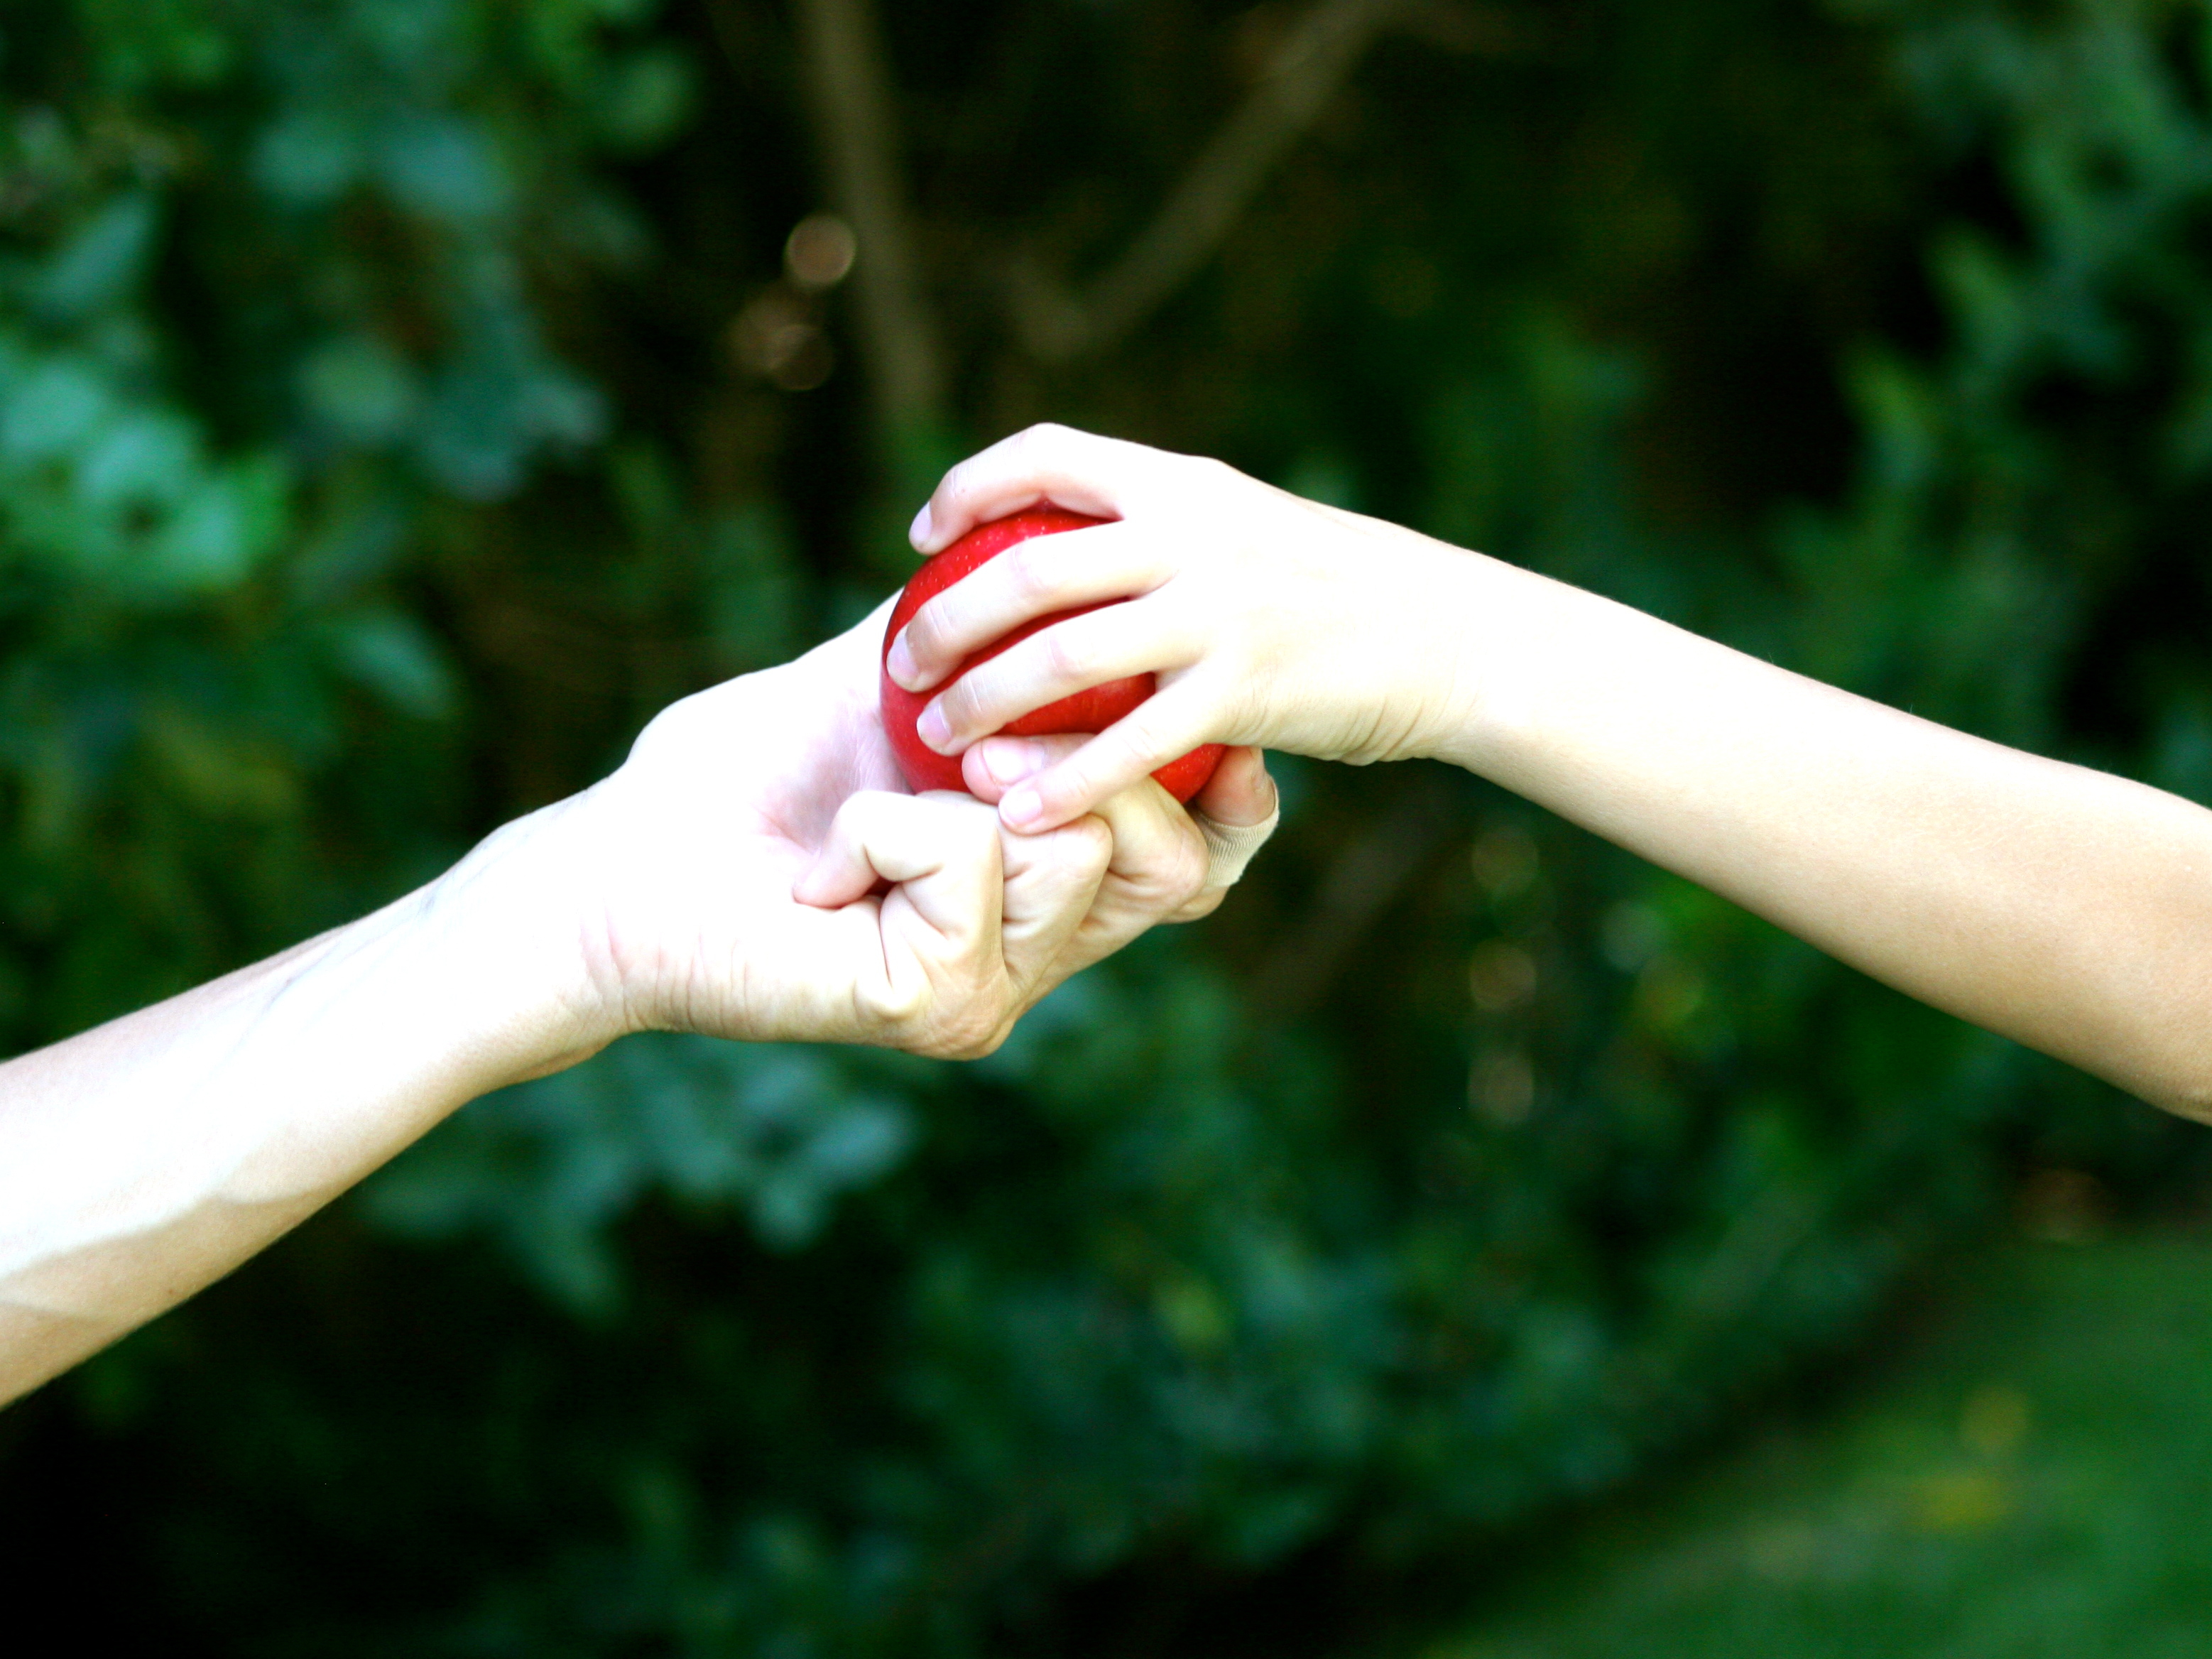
(0, 602, 1272, 1405)
(498, 599, 1268, 1065)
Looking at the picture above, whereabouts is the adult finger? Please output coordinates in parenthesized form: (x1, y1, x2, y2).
(967, 734, 1211, 989)
(911, 425, 1188, 553)
(791, 790, 1010, 1051)
(1059, 773, 1216, 973)
(1187, 746, 1281, 896)
(887, 520, 1177, 692)
(993, 810, 1113, 1008)
(917, 599, 1204, 756)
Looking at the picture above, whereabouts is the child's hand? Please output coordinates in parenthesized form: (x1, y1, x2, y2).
(883, 425, 1486, 832)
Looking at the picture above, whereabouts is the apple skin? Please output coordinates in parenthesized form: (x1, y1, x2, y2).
(880, 507, 1226, 803)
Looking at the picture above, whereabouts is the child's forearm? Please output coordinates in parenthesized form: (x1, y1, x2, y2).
(894, 425, 2212, 1114)
(1430, 541, 2212, 1117)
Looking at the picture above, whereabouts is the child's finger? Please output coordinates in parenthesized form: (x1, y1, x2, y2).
(996, 683, 1219, 833)
(916, 600, 1204, 756)
(887, 521, 1175, 692)
(912, 425, 1183, 553)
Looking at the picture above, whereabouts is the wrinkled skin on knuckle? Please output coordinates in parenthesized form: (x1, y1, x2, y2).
(1160, 830, 1211, 908)
(1040, 625, 1094, 685)
(1116, 814, 1208, 913)
(1167, 886, 1229, 925)
(857, 969, 933, 1035)
(917, 994, 1014, 1061)
(947, 1016, 1015, 1062)
(1064, 812, 1114, 875)
(1004, 540, 1057, 604)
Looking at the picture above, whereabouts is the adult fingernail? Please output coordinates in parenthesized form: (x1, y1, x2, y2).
(909, 504, 935, 548)
(918, 702, 954, 753)
(1001, 784, 1045, 829)
(887, 630, 921, 689)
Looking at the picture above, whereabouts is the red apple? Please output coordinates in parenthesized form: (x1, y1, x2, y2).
(880, 507, 1226, 803)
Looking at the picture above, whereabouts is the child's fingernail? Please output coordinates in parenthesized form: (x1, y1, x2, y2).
(917, 702, 954, 753)
(908, 504, 935, 548)
(1001, 784, 1045, 829)
(887, 630, 922, 689)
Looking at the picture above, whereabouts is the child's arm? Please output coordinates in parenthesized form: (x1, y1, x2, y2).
(886, 425, 2212, 1120)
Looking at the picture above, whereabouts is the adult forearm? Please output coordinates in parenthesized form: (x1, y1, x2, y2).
(1437, 551, 2212, 1117)
(0, 806, 606, 1405)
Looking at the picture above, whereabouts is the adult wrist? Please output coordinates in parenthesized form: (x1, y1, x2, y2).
(406, 792, 635, 1095)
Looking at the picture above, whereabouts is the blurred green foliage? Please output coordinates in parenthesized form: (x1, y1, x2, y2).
(1412, 1234, 2212, 1659)
(5, 0, 2212, 1653)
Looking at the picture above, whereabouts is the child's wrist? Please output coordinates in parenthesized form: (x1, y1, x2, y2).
(1390, 537, 1558, 773)
(1348, 526, 1518, 767)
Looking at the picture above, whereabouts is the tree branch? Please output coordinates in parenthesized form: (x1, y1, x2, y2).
(782, 0, 948, 442)
(1010, 0, 1408, 365)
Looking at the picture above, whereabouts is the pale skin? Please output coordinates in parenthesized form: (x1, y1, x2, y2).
(0, 600, 1279, 1406)
(886, 423, 2212, 1122)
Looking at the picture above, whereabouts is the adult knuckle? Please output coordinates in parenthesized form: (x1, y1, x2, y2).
(1047, 815, 1113, 884)
(940, 805, 1001, 875)
(838, 790, 892, 837)
(966, 811, 1004, 868)
(1170, 888, 1228, 925)
(1115, 813, 1206, 903)
(957, 1019, 1013, 1061)
(863, 975, 930, 1030)
(930, 1001, 1007, 1060)
(1162, 830, 1209, 903)
(1068, 812, 1113, 866)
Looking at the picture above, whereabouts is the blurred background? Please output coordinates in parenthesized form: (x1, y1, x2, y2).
(6, 0, 2212, 1653)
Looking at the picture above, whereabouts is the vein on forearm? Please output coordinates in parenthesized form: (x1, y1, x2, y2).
(0, 886, 530, 1402)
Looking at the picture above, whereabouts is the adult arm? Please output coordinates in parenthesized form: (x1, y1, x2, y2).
(0, 602, 1273, 1405)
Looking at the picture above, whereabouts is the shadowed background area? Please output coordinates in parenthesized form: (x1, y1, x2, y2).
(4, 0, 2212, 1653)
